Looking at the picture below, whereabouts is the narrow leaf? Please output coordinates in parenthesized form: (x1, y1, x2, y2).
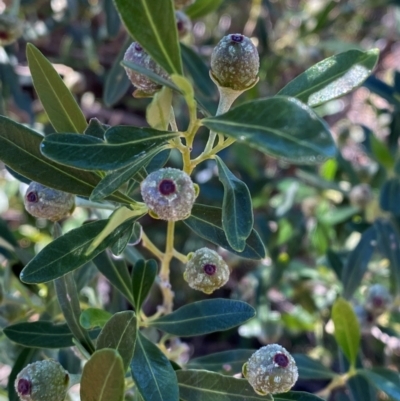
(114, 0, 182, 74)
(215, 156, 253, 252)
(341, 226, 377, 299)
(380, 178, 400, 216)
(94, 252, 134, 303)
(185, 0, 224, 20)
(90, 145, 167, 202)
(131, 331, 179, 401)
(96, 311, 137, 371)
(104, 38, 131, 107)
(132, 259, 158, 310)
(149, 299, 255, 337)
(111, 222, 142, 256)
(358, 368, 400, 401)
(41, 127, 176, 171)
(177, 370, 273, 401)
(80, 349, 125, 401)
(183, 204, 266, 260)
(292, 354, 336, 380)
(20, 218, 138, 284)
(374, 219, 400, 296)
(147, 87, 173, 130)
(202, 97, 336, 164)
(187, 349, 255, 374)
(331, 298, 360, 369)
(26, 43, 87, 133)
(278, 49, 379, 107)
(4, 322, 73, 348)
(0, 116, 131, 203)
(80, 308, 112, 329)
(274, 393, 325, 401)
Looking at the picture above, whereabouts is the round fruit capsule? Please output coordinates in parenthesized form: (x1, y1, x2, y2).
(242, 344, 298, 395)
(123, 42, 169, 96)
(0, 14, 23, 46)
(24, 182, 75, 222)
(365, 284, 392, 316)
(210, 33, 259, 91)
(15, 359, 69, 401)
(140, 168, 196, 221)
(183, 247, 230, 294)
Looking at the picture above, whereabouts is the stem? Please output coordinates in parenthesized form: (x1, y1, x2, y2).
(141, 231, 164, 261)
(159, 221, 175, 314)
(203, 86, 242, 155)
(173, 249, 188, 264)
(53, 223, 95, 354)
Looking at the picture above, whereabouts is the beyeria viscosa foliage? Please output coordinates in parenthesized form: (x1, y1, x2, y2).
(210, 34, 260, 91)
(123, 42, 169, 96)
(243, 344, 298, 395)
(15, 360, 69, 401)
(140, 167, 196, 221)
(24, 182, 75, 222)
(183, 247, 230, 294)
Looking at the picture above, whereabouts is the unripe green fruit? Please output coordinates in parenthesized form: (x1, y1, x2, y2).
(176, 11, 192, 39)
(210, 34, 259, 91)
(24, 182, 75, 222)
(15, 360, 69, 401)
(183, 248, 230, 294)
(243, 344, 298, 395)
(365, 284, 392, 316)
(140, 168, 196, 221)
(123, 42, 169, 97)
(0, 14, 23, 46)
(174, 0, 195, 9)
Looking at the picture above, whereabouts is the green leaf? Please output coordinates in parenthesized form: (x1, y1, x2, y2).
(331, 298, 360, 369)
(181, 43, 217, 99)
(341, 226, 377, 299)
(187, 349, 255, 374)
(20, 218, 138, 284)
(4, 321, 73, 348)
(8, 348, 35, 401)
(278, 49, 379, 107)
(104, 0, 121, 38)
(149, 299, 255, 337)
(183, 204, 266, 260)
(97, 311, 137, 371)
(132, 259, 157, 310)
(177, 370, 273, 401)
(111, 222, 142, 256)
(380, 178, 400, 216)
(215, 156, 253, 252)
(357, 368, 400, 401)
(185, 0, 224, 19)
(369, 134, 395, 170)
(122, 60, 182, 93)
(80, 349, 125, 401)
(318, 206, 359, 225)
(94, 252, 135, 303)
(41, 127, 176, 171)
(202, 97, 336, 164)
(90, 145, 168, 202)
(374, 219, 400, 296)
(104, 38, 131, 107)
(274, 393, 325, 401)
(26, 43, 87, 133)
(55, 273, 94, 354)
(84, 118, 110, 139)
(114, 0, 182, 75)
(80, 308, 112, 329)
(347, 374, 378, 401)
(292, 354, 336, 380)
(131, 331, 179, 401)
(147, 87, 173, 130)
(0, 116, 131, 204)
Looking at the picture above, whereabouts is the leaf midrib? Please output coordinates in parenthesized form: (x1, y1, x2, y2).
(279, 51, 374, 100)
(28, 46, 85, 133)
